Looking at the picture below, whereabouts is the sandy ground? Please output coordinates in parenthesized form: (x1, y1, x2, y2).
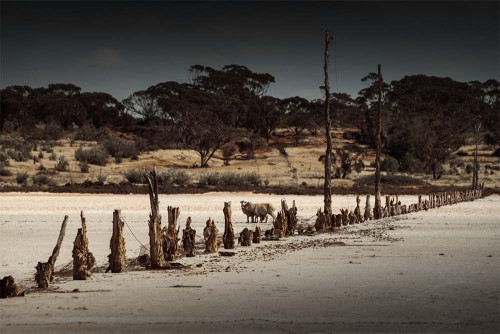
(0, 193, 499, 333)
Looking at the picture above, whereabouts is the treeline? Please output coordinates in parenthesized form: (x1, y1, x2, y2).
(0, 65, 498, 174)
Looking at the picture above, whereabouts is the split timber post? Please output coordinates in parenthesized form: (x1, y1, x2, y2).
(146, 168, 166, 268)
(374, 64, 383, 219)
(223, 202, 235, 249)
(73, 211, 96, 280)
(203, 218, 219, 253)
(107, 209, 126, 273)
(35, 215, 68, 288)
(323, 29, 333, 226)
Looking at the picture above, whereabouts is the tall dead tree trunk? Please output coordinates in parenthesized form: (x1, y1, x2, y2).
(472, 123, 481, 190)
(73, 211, 95, 280)
(164, 206, 180, 261)
(107, 209, 126, 273)
(223, 202, 235, 249)
(323, 29, 333, 225)
(374, 64, 383, 219)
(35, 215, 68, 288)
(146, 168, 166, 268)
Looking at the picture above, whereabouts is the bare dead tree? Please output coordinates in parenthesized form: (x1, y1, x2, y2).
(35, 216, 68, 288)
(323, 30, 333, 224)
(472, 122, 481, 190)
(374, 64, 383, 219)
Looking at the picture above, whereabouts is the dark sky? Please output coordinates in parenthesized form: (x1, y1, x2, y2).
(1, 1, 498, 101)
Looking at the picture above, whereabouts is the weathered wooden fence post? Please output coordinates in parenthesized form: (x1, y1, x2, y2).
(107, 209, 126, 273)
(146, 168, 166, 268)
(164, 206, 180, 261)
(73, 211, 96, 280)
(181, 217, 196, 257)
(223, 202, 235, 249)
(35, 215, 68, 288)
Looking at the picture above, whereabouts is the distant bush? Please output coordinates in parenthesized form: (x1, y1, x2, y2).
(124, 169, 146, 184)
(199, 172, 263, 187)
(73, 123, 99, 141)
(398, 153, 425, 173)
(492, 148, 500, 157)
(157, 170, 192, 186)
(381, 156, 399, 173)
(100, 136, 139, 160)
(79, 161, 90, 173)
(465, 164, 473, 174)
(0, 151, 9, 163)
(456, 150, 468, 156)
(55, 155, 69, 171)
(7, 145, 32, 162)
(16, 172, 29, 185)
(75, 145, 108, 166)
(32, 174, 55, 186)
(97, 172, 107, 184)
(355, 174, 427, 187)
(0, 165, 13, 176)
(49, 152, 57, 161)
(221, 143, 237, 165)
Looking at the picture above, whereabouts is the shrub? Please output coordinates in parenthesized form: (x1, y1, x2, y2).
(73, 123, 99, 141)
(381, 156, 399, 173)
(75, 145, 108, 166)
(55, 155, 69, 171)
(124, 169, 146, 184)
(157, 170, 192, 186)
(79, 162, 90, 173)
(492, 148, 500, 157)
(456, 150, 468, 156)
(16, 172, 29, 185)
(355, 174, 427, 187)
(398, 153, 425, 173)
(465, 164, 473, 174)
(38, 164, 47, 171)
(37, 151, 44, 159)
(0, 151, 9, 163)
(221, 143, 237, 165)
(49, 152, 57, 161)
(0, 165, 13, 176)
(7, 146, 32, 162)
(199, 172, 263, 187)
(32, 174, 55, 186)
(100, 136, 139, 159)
(97, 172, 107, 184)
(237, 135, 266, 160)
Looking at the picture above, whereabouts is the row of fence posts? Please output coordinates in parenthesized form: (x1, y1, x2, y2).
(0, 178, 485, 297)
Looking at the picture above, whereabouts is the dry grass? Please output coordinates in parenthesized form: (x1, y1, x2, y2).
(1, 128, 499, 189)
